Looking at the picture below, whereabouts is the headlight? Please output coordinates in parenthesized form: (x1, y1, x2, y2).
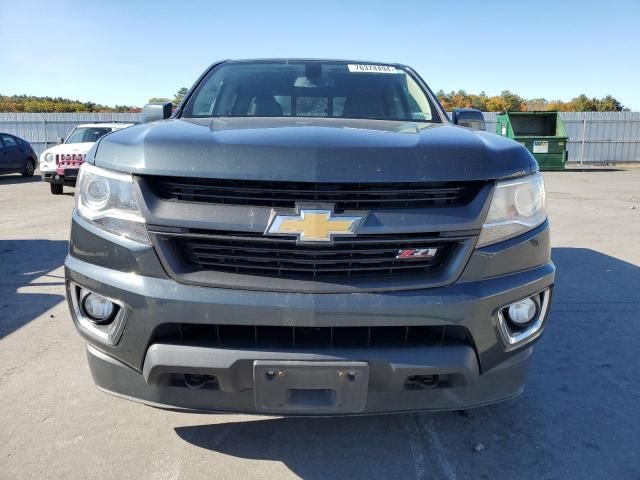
(75, 163, 149, 243)
(476, 173, 546, 248)
(40, 152, 54, 168)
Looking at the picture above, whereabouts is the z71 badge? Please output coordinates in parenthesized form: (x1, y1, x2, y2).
(396, 248, 438, 259)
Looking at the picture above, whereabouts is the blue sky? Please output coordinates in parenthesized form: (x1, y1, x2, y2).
(2, 0, 639, 110)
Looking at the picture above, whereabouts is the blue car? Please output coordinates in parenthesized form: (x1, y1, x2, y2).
(0, 133, 37, 177)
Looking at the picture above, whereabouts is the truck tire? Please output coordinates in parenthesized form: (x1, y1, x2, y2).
(50, 183, 63, 195)
(22, 159, 35, 177)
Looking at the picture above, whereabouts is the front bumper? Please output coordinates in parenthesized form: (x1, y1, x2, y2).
(65, 214, 554, 415)
(87, 342, 534, 414)
(41, 170, 78, 186)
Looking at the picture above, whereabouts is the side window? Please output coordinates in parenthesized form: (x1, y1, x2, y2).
(274, 96, 292, 116)
(193, 77, 223, 116)
(404, 76, 433, 121)
(1, 135, 17, 147)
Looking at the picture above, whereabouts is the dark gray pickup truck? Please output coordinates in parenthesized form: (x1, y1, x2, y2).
(65, 59, 554, 415)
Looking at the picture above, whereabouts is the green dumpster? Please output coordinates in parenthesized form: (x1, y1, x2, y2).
(496, 111, 568, 171)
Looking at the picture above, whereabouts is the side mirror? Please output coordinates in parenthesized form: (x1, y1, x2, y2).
(451, 108, 485, 131)
(142, 102, 172, 123)
(57, 137, 64, 144)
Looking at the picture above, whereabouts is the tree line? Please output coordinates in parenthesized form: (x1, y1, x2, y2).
(436, 90, 626, 112)
(0, 87, 190, 113)
(0, 89, 627, 113)
(0, 94, 140, 113)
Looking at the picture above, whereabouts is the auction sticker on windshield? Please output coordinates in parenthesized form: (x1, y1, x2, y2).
(348, 64, 398, 73)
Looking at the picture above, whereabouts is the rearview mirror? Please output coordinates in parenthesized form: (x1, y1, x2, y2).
(451, 108, 485, 131)
(142, 102, 172, 123)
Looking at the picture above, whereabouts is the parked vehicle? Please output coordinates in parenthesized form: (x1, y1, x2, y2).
(0, 133, 37, 177)
(65, 59, 554, 415)
(40, 123, 134, 194)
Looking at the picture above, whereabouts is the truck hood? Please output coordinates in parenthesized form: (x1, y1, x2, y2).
(91, 117, 534, 182)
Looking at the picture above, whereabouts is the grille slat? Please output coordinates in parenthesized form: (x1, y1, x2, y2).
(189, 252, 440, 266)
(159, 181, 467, 196)
(156, 230, 458, 245)
(192, 259, 437, 273)
(190, 243, 396, 255)
(145, 177, 483, 210)
(158, 193, 463, 204)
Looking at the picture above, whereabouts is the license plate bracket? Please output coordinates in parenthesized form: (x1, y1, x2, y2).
(254, 361, 369, 414)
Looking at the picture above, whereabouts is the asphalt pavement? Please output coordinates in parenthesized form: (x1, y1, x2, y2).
(1, 170, 639, 480)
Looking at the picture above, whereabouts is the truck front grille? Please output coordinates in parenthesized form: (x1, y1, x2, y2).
(152, 323, 472, 350)
(150, 229, 460, 279)
(144, 177, 484, 211)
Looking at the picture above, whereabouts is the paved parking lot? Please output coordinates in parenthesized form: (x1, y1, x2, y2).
(1, 170, 639, 480)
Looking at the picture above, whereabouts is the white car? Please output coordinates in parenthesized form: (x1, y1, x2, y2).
(40, 123, 134, 195)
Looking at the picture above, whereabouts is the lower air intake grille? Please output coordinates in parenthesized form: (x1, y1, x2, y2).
(152, 323, 472, 350)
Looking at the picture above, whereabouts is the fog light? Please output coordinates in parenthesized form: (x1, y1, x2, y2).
(82, 292, 115, 323)
(507, 298, 537, 326)
(497, 289, 551, 351)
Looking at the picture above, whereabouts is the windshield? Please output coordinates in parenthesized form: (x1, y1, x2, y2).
(66, 127, 112, 144)
(182, 61, 441, 123)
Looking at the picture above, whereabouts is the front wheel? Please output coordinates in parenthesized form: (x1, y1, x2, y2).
(50, 183, 63, 195)
(22, 159, 35, 177)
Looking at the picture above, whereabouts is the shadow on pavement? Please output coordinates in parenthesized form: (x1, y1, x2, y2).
(0, 239, 68, 339)
(174, 247, 640, 479)
(176, 415, 425, 480)
(0, 174, 42, 185)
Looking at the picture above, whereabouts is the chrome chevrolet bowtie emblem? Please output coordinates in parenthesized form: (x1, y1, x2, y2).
(266, 208, 364, 242)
